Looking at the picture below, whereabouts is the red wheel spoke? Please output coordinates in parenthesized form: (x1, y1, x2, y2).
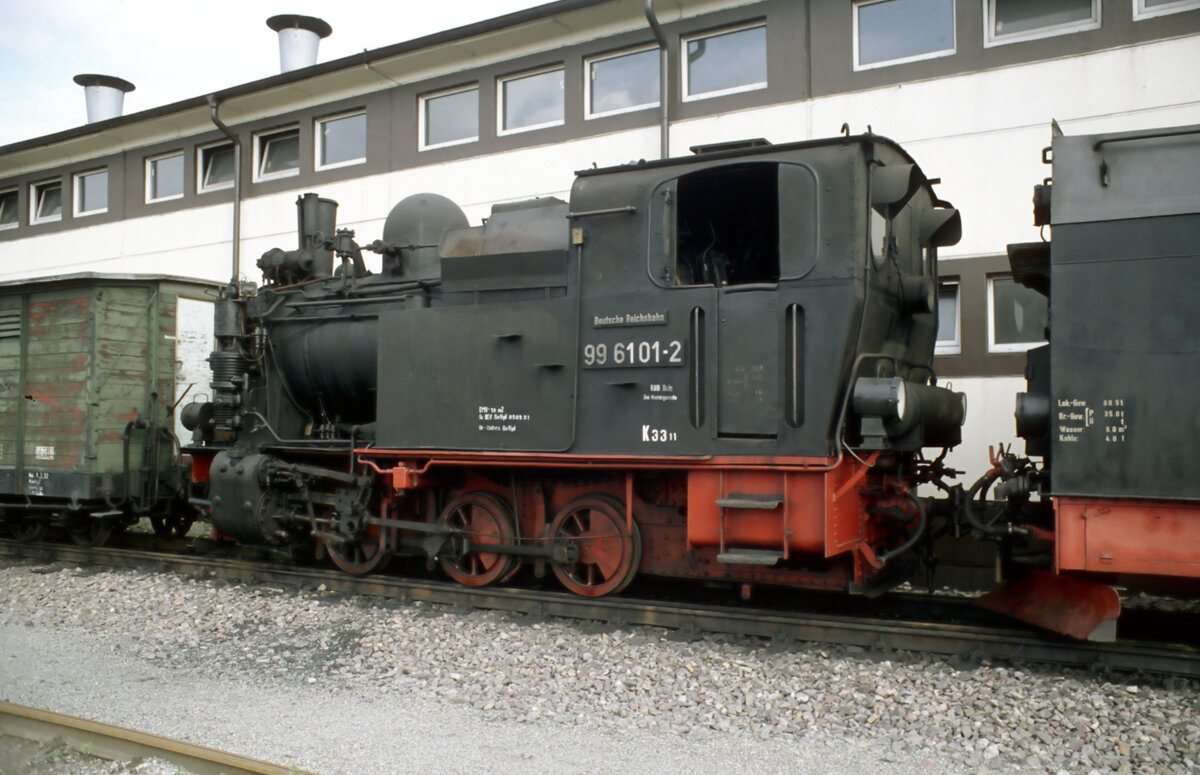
(327, 522, 392, 576)
(589, 536, 623, 579)
(437, 492, 517, 587)
(549, 496, 641, 597)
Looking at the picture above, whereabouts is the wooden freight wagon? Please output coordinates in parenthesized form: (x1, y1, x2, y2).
(0, 273, 218, 543)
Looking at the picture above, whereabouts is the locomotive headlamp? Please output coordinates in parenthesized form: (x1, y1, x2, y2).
(853, 377, 911, 424)
(853, 377, 966, 449)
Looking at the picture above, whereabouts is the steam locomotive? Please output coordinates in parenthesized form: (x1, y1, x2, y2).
(184, 132, 969, 603)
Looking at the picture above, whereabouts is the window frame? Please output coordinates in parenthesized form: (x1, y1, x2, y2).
(418, 84, 480, 151)
(681, 22, 769, 102)
(934, 280, 961, 356)
(314, 110, 367, 172)
(73, 168, 109, 218)
(145, 151, 185, 204)
(648, 161, 803, 289)
(1133, 0, 1200, 19)
(0, 188, 18, 230)
(584, 44, 661, 120)
(197, 141, 236, 194)
(987, 274, 1048, 353)
(983, 0, 1101, 48)
(497, 65, 566, 137)
(30, 180, 63, 225)
(72, 170, 106, 219)
(853, 0, 957, 71)
(252, 125, 301, 182)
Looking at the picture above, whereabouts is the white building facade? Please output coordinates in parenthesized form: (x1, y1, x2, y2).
(1, 0, 1198, 479)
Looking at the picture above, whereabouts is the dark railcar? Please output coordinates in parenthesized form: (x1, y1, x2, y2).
(970, 123, 1200, 640)
(1008, 124, 1200, 581)
(188, 134, 965, 597)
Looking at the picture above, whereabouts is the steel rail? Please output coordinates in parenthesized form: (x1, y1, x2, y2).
(1, 539, 1197, 678)
(0, 700, 316, 775)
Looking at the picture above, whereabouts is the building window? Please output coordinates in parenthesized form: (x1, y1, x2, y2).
(1134, 0, 1200, 19)
(985, 0, 1100, 47)
(253, 126, 300, 181)
(499, 66, 564, 135)
(935, 281, 960, 355)
(586, 46, 660, 119)
(683, 23, 767, 101)
(0, 189, 17, 230)
(30, 181, 62, 224)
(988, 275, 1047, 352)
(198, 142, 235, 193)
(74, 169, 108, 217)
(854, 0, 955, 70)
(316, 111, 366, 170)
(146, 151, 184, 203)
(419, 85, 479, 150)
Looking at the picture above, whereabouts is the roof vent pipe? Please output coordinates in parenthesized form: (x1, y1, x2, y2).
(266, 15, 332, 73)
(643, 0, 669, 159)
(207, 95, 242, 293)
(73, 74, 135, 123)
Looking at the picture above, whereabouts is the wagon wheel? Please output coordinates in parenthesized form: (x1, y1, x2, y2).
(548, 495, 641, 597)
(326, 535, 392, 575)
(67, 519, 111, 547)
(7, 517, 45, 542)
(438, 492, 517, 587)
(150, 511, 196, 539)
(324, 507, 393, 575)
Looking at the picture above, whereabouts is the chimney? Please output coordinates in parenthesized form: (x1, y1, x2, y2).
(73, 74, 136, 123)
(266, 15, 333, 73)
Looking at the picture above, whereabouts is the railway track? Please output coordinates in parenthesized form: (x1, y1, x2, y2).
(1, 537, 1197, 678)
(0, 700, 315, 775)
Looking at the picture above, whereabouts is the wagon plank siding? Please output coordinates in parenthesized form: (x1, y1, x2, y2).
(0, 298, 23, 477)
(0, 278, 181, 503)
(22, 295, 92, 473)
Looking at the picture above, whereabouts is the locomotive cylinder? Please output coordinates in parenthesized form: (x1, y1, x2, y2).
(209, 451, 290, 544)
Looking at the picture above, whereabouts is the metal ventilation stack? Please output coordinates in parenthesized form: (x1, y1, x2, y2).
(266, 14, 333, 73)
(72, 74, 135, 123)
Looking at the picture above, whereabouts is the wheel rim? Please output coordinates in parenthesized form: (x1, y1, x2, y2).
(326, 532, 392, 575)
(67, 520, 111, 547)
(8, 518, 45, 542)
(438, 492, 516, 587)
(549, 496, 641, 597)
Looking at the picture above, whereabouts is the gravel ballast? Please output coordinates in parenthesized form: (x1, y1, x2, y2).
(0, 559, 1196, 775)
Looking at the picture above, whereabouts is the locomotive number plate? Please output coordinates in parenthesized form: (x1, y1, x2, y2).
(583, 339, 684, 368)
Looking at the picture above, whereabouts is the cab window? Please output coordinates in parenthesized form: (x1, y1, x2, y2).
(651, 161, 816, 287)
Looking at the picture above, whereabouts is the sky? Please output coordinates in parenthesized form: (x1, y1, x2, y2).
(0, 0, 551, 147)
